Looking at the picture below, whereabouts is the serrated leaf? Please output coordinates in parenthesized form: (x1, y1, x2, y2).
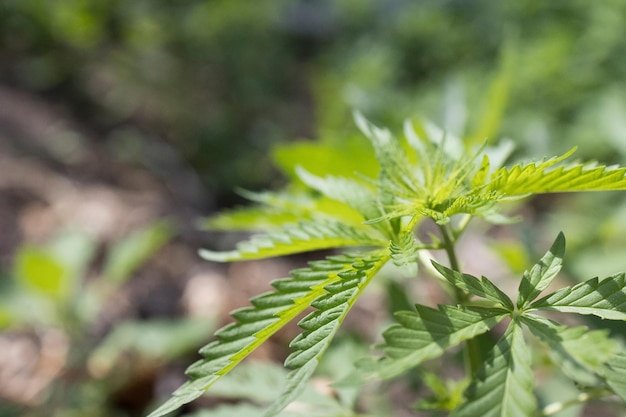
(146, 253, 381, 417)
(295, 167, 385, 226)
(471, 155, 491, 188)
(389, 229, 419, 269)
(263, 254, 388, 416)
(354, 111, 423, 200)
(487, 148, 626, 197)
(517, 232, 565, 309)
(371, 305, 507, 380)
(522, 315, 617, 386)
(208, 189, 365, 230)
(529, 273, 626, 320)
(453, 322, 535, 417)
(199, 220, 386, 262)
(603, 352, 626, 402)
(432, 262, 514, 310)
(200, 205, 302, 231)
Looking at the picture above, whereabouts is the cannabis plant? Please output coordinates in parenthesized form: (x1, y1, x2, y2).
(148, 113, 626, 417)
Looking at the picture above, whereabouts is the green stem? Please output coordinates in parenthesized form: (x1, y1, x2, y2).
(437, 223, 483, 376)
(536, 388, 611, 416)
(437, 224, 466, 303)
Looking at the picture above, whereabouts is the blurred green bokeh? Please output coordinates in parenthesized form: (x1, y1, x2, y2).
(3, 0, 626, 203)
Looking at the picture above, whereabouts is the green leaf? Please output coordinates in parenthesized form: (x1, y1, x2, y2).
(516, 232, 565, 309)
(201, 188, 367, 232)
(432, 262, 514, 310)
(200, 205, 302, 231)
(199, 220, 386, 262)
(453, 322, 535, 417)
(530, 273, 626, 320)
(146, 253, 385, 417)
(389, 229, 419, 269)
(371, 305, 507, 380)
(14, 246, 68, 300)
(272, 136, 378, 181)
(263, 254, 388, 416)
(103, 220, 173, 284)
(295, 167, 385, 227)
(603, 352, 626, 402)
(354, 111, 423, 200)
(522, 315, 617, 386)
(488, 149, 626, 197)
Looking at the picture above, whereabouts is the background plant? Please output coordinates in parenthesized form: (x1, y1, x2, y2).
(148, 113, 626, 417)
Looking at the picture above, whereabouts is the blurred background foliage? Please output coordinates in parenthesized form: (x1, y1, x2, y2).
(1, 1, 626, 416)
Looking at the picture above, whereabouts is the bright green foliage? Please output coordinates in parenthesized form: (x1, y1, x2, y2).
(147, 252, 386, 417)
(263, 254, 387, 416)
(452, 323, 535, 417)
(529, 274, 626, 320)
(373, 234, 626, 416)
(199, 220, 387, 262)
(433, 263, 514, 310)
(517, 232, 565, 309)
(149, 115, 626, 417)
(371, 305, 508, 380)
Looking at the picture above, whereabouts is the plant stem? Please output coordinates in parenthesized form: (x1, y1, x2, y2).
(437, 223, 483, 376)
(437, 223, 466, 303)
(536, 388, 611, 416)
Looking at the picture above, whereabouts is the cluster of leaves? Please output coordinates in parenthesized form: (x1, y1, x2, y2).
(369, 233, 626, 415)
(148, 114, 626, 417)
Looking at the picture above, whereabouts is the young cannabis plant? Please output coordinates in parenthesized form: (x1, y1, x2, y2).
(370, 233, 626, 416)
(148, 113, 626, 417)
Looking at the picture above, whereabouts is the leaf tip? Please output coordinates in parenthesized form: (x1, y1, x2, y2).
(198, 248, 235, 262)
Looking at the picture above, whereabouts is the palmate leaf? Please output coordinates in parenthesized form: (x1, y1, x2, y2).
(432, 262, 514, 310)
(199, 220, 387, 262)
(263, 253, 388, 416)
(522, 315, 617, 386)
(372, 305, 507, 380)
(529, 273, 626, 320)
(517, 232, 565, 309)
(146, 253, 385, 417)
(453, 322, 535, 417)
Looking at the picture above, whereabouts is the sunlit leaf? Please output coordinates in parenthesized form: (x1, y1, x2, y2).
(530, 273, 626, 320)
(199, 220, 386, 262)
(263, 254, 388, 416)
(453, 322, 535, 417)
(517, 232, 565, 309)
(432, 262, 514, 310)
(371, 305, 507, 380)
(147, 253, 385, 417)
